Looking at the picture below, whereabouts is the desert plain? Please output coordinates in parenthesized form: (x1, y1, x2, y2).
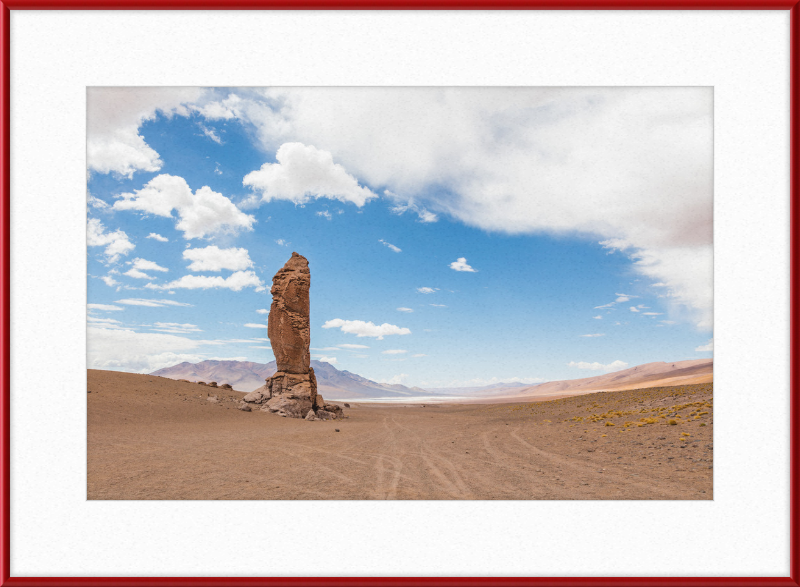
(88, 369, 712, 500)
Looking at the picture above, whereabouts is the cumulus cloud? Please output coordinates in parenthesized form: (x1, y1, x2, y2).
(322, 319, 411, 340)
(397, 307, 414, 313)
(145, 271, 264, 292)
(115, 298, 192, 307)
(244, 323, 266, 329)
(416, 287, 438, 294)
(97, 87, 713, 329)
(256, 309, 268, 314)
(147, 233, 168, 242)
(87, 87, 206, 177)
(630, 306, 640, 313)
(124, 268, 154, 280)
(643, 312, 663, 316)
(593, 315, 602, 320)
(275, 239, 288, 246)
(381, 349, 407, 355)
(243, 142, 377, 207)
(87, 218, 135, 263)
(113, 174, 255, 239)
(131, 258, 168, 272)
(183, 246, 253, 272)
(449, 257, 476, 272)
(101, 275, 121, 288)
(379, 239, 402, 253)
(695, 339, 713, 352)
(338, 343, 369, 349)
(568, 360, 629, 372)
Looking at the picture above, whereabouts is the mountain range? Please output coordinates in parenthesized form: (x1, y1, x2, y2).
(151, 357, 713, 401)
(150, 359, 431, 399)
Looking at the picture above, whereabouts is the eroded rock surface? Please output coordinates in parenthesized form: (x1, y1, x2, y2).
(241, 252, 342, 420)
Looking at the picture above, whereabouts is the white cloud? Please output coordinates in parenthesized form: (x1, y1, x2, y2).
(695, 339, 714, 352)
(145, 271, 264, 292)
(615, 295, 630, 303)
(243, 142, 377, 207)
(200, 124, 222, 144)
(449, 257, 476, 272)
(183, 246, 254, 272)
(86, 324, 227, 373)
(594, 302, 614, 309)
(379, 239, 402, 253)
(317, 210, 332, 220)
(411, 354, 427, 358)
(256, 309, 268, 314)
(429, 303, 447, 308)
(416, 287, 438, 294)
(146, 233, 168, 242)
(88, 303, 124, 312)
(152, 322, 202, 334)
(115, 298, 192, 307)
(131, 258, 168, 272)
(338, 343, 369, 349)
(311, 347, 340, 352)
(87, 87, 206, 177)
(88, 316, 122, 326)
(385, 191, 439, 223)
(275, 239, 288, 246)
(381, 374, 409, 385)
(244, 323, 267, 329)
(313, 355, 338, 364)
(113, 174, 255, 240)
(96, 88, 712, 328)
(642, 312, 663, 316)
(630, 306, 640, 312)
(381, 349, 407, 355)
(397, 307, 414, 313)
(101, 275, 120, 288)
(661, 320, 677, 325)
(124, 268, 154, 280)
(87, 218, 135, 263)
(580, 333, 605, 338)
(322, 319, 411, 340)
(593, 315, 602, 320)
(568, 360, 629, 372)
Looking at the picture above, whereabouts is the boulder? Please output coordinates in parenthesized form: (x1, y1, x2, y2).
(238, 401, 252, 412)
(206, 396, 219, 403)
(220, 383, 233, 390)
(208, 382, 218, 388)
(243, 390, 268, 404)
(304, 409, 317, 421)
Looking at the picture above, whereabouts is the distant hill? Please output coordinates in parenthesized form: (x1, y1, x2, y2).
(424, 359, 712, 400)
(500, 359, 712, 400)
(150, 359, 432, 399)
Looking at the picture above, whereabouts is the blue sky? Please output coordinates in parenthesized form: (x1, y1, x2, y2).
(87, 87, 713, 387)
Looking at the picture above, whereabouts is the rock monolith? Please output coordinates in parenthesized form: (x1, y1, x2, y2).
(248, 252, 341, 420)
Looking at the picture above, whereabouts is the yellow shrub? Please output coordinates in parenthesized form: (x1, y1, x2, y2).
(668, 420, 678, 425)
(605, 422, 615, 426)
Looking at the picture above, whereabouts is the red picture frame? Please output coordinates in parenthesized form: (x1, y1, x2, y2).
(1, 3, 797, 586)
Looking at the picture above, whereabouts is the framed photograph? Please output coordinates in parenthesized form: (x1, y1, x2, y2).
(2, 2, 797, 585)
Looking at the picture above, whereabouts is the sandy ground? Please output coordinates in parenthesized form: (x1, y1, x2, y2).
(88, 370, 713, 500)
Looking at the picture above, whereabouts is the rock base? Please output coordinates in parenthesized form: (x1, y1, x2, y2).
(239, 367, 344, 420)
